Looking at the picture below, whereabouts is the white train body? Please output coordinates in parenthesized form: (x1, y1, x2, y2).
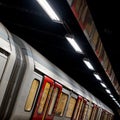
(0, 22, 114, 120)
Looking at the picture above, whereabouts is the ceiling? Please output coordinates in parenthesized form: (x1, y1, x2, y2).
(86, 0, 120, 85)
(0, 0, 120, 118)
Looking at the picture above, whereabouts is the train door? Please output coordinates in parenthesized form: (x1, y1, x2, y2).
(100, 110, 105, 120)
(78, 99, 87, 120)
(82, 100, 90, 120)
(109, 114, 113, 120)
(32, 76, 62, 120)
(95, 107, 102, 120)
(105, 112, 109, 120)
(85, 101, 94, 119)
(45, 82, 62, 120)
(100, 110, 108, 120)
(90, 104, 98, 120)
(72, 96, 83, 120)
(108, 113, 112, 120)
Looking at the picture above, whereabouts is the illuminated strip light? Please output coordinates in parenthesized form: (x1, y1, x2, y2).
(66, 36, 83, 53)
(106, 89, 111, 94)
(115, 101, 120, 107)
(83, 59, 94, 70)
(112, 98, 116, 101)
(115, 101, 119, 104)
(36, 0, 60, 21)
(118, 104, 120, 107)
(93, 73, 102, 81)
(110, 94, 114, 98)
(100, 82, 107, 88)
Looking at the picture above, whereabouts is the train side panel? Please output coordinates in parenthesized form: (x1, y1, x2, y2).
(9, 35, 42, 120)
(0, 23, 18, 119)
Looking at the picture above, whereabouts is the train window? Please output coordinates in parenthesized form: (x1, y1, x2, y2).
(48, 87, 59, 115)
(86, 104, 93, 119)
(73, 98, 80, 119)
(79, 0, 87, 20)
(73, 100, 80, 119)
(90, 105, 97, 120)
(103, 111, 108, 120)
(0, 52, 7, 81)
(104, 112, 108, 120)
(85, 16, 93, 37)
(96, 39, 102, 55)
(95, 108, 102, 120)
(24, 79, 39, 111)
(38, 82, 50, 114)
(82, 104, 89, 120)
(75, 0, 82, 13)
(55, 92, 68, 116)
(109, 114, 113, 120)
(100, 110, 105, 120)
(66, 97, 76, 118)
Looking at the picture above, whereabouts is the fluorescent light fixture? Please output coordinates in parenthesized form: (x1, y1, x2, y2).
(115, 101, 119, 106)
(100, 82, 107, 88)
(110, 94, 114, 98)
(112, 98, 116, 101)
(83, 59, 95, 70)
(93, 73, 102, 81)
(115, 101, 119, 104)
(36, 0, 60, 21)
(106, 89, 111, 94)
(65, 36, 83, 53)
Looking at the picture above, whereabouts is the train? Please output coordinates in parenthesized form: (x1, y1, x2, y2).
(0, 22, 114, 120)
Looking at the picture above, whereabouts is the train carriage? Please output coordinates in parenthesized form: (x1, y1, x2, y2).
(0, 22, 114, 120)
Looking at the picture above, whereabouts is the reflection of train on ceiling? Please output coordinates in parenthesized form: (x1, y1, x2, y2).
(0, 22, 114, 120)
(67, 0, 120, 95)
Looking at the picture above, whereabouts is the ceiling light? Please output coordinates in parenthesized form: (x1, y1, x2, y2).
(115, 101, 119, 104)
(36, 0, 60, 21)
(93, 73, 102, 81)
(100, 82, 107, 88)
(65, 36, 83, 53)
(106, 89, 111, 94)
(112, 98, 116, 101)
(115, 101, 120, 106)
(83, 59, 95, 70)
(110, 94, 114, 98)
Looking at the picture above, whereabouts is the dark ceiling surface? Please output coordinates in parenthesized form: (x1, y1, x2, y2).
(86, 0, 120, 85)
(0, 0, 120, 119)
